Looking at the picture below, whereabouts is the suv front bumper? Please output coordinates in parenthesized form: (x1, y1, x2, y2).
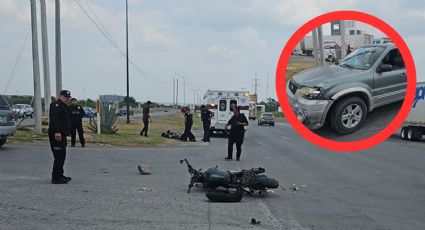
(286, 82, 333, 129)
(0, 125, 17, 136)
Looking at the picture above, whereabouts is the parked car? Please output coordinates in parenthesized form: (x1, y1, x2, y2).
(118, 106, 134, 116)
(12, 104, 33, 118)
(83, 107, 97, 118)
(0, 95, 17, 147)
(258, 112, 275, 126)
(287, 43, 406, 134)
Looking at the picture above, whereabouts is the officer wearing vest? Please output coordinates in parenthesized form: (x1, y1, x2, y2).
(48, 90, 72, 184)
(69, 98, 86, 147)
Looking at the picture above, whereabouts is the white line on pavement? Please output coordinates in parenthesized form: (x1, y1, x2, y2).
(257, 200, 306, 230)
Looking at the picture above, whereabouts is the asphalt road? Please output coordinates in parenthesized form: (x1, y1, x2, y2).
(1, 121, 424, 229)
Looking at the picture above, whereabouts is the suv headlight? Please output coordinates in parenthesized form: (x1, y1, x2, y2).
(298, 87, 323, 100)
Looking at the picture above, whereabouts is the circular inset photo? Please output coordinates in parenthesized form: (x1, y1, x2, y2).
(276, 11, 416, 152)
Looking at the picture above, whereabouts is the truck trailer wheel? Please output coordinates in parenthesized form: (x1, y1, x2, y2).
(407, 127, 422, 141)
(330, 97, 367, 135)
(400, 127, 408, 140)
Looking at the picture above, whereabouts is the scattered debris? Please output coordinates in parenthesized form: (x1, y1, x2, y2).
(251, 218, 261, 225)
(292, 184, 299, 192)
(138, 187, 153, 192)
(138, 164, 152, 175)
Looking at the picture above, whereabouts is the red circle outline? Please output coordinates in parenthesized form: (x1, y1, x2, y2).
(276, 11, 416, 152)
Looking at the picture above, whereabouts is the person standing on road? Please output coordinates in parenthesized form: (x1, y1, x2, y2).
(201, 105, 213, 142)
(48, 90, 72, 184)
(140, 101, 152, 137)
(224, 106, 248, 161)
(69, 98, 86, 147)
(180, 107, 196, 142)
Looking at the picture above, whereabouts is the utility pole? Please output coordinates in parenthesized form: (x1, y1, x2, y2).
(312, 28, 319, 67)
(253, 74, 260, 117)
(40, 0, 51, 116)
(125, 0, 130, 123)
(173, 76, 175, 111)
(30, 0, 42, 135)
(266, 72, 269, 99)
(340, 20, 347, 59)
(55, 0, 62, 97)
(317, 25, 325, 66)
(176, 78, 179, 108)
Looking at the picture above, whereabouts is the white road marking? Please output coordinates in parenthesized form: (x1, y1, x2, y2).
(258, 200, 306, 230)
(280, 136, 291, 141)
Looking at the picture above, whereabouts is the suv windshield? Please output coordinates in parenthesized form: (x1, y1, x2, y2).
(340, 46, 385, 70)
(13, 105, 24, 109)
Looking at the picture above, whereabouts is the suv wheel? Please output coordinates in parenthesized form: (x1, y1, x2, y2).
(0, 137, 7, 147)
(330, 97, 367, 135)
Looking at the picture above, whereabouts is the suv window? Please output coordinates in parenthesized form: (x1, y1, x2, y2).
(0, 95, 10, 110)
(381, 48, 405, 70)
(340, 46, 385, 70)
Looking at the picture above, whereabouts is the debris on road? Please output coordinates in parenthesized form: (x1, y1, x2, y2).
(138, 187, 153, 192)
(251, 218, 261, 225)
(138, 164, 152, 175)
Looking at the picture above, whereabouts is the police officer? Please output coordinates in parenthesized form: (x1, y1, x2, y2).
(69, 98, 85, 147)
(49, 90, 72, 184)
(224, 106, 248, 161)
(200, 105, 213, 142)
(180, 107, 196, 142)
(140, 101, 152, 137)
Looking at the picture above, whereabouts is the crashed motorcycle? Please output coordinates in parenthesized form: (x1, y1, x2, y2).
(180, 158, 279, 202)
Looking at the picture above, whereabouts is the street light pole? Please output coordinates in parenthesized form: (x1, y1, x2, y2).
(125, 0, 130, 123)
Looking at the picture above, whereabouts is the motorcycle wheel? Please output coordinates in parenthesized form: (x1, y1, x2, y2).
(253, 175, 279, 190)
(206, 189, 243, 203)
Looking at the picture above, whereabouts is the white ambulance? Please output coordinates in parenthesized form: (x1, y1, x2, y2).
(203, 90, 250, 134)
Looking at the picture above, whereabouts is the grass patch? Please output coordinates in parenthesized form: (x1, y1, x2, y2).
(8, 113, 203, 147)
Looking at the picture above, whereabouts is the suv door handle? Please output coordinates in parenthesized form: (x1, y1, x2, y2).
(401, 73, 406, 78)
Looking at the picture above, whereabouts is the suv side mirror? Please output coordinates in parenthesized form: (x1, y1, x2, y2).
(377, 64, 393, 73)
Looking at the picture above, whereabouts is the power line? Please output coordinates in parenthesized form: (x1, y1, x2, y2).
(74, 0, 169, 87)
(3, 27, 31, 94)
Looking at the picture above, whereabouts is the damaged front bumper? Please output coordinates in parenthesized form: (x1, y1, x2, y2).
(286, 82, 333, 129)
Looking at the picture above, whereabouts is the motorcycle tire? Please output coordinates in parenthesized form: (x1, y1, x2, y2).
(205, 189, 243, 203)
(253, 175, 279, 190)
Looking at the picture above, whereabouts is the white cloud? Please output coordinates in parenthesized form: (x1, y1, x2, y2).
(207, 45, 241, 60)
(236, 27, 267, 49)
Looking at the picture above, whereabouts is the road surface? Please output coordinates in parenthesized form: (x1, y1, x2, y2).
(1, 121, 424, 229)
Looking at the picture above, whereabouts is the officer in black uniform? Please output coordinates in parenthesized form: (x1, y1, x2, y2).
(180, 107, 196, 142)
(49, 90, 72, 184)
(140, 101, 152, 137)
(200, 105, 213, 142)
(69, 98, 85, 147)
(224, 106, 248, 161)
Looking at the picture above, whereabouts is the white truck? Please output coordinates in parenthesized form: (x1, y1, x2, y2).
(296, 34, 374, 58)
(400, 82, 425, 141)
(203, 90, 250, 134)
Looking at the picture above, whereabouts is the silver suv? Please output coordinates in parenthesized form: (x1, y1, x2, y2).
(287, 43, 406, 134)
(0, 95, 17, 147)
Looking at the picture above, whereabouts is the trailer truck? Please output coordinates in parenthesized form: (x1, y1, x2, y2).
(400, 82, 425, 141)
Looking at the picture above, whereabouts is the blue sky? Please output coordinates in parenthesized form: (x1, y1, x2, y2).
(0, 0, 424, 103)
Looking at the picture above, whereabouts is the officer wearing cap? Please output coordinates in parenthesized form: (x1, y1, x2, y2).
(69, 98, 85, 147)
(48, 90, 72, 184)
